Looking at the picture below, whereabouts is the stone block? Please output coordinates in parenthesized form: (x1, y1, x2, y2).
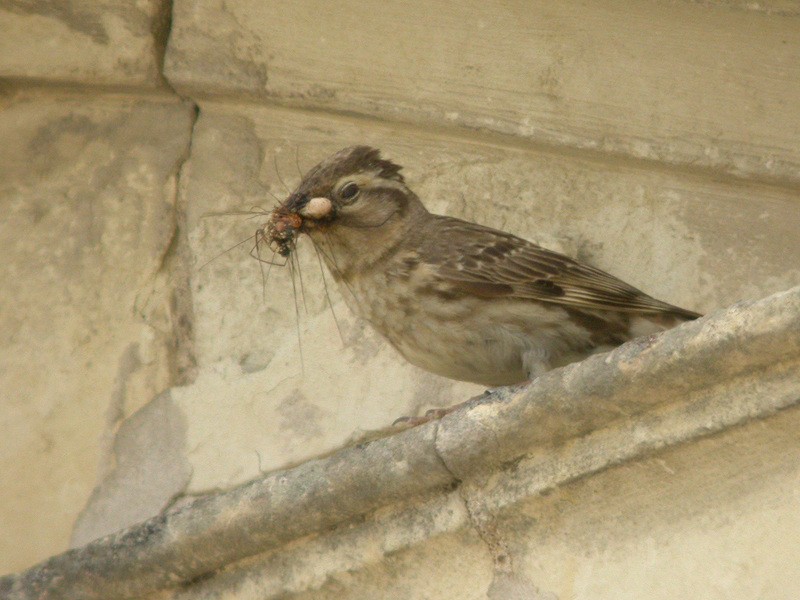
(0, 92, 194, 571)
(492, 404, 800, 600)
(0, 0, 168, 86)
(165, 0, 800, 182)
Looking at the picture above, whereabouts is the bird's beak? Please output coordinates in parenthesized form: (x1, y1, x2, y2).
(299, 197, 333, 220)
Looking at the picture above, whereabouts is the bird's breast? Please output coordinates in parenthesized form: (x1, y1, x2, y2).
(339, 265, 526, 384)
(333, 261, 639, 386)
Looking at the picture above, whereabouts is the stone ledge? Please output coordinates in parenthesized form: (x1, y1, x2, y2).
(2, 286, 799, 600)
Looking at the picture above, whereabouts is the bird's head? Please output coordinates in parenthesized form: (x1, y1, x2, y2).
(267, 146, 426, 272)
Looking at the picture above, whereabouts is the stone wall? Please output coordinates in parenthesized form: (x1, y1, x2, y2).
(1, 1, 799, 597)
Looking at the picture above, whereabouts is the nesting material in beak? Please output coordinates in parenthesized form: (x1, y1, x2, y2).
(266, 209, 303, 257)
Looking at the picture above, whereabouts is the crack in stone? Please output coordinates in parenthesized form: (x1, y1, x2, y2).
(431, 421, 513, 575)
(160, 100, 200, 386)
(433, 411, 560, 600)
(152, 0, 175, 90)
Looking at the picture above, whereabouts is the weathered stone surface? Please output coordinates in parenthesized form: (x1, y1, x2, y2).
(248, 401, 800, 600)
(165, 0, 800, 182)
(2, 285, 798, 600)
(491, 403, 800, 599)
(278, 527, 495, 600)
(0, 0, 169, 86)
(0, 422, 453, 599)
(70, 391, 192, 548)
(0, 92, 194, 572)
(697, 0, 800, 13)
(167, 490, 476, 599)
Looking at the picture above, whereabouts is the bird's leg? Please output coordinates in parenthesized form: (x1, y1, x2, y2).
(391, 389, 497, 429)
(391, 351, 550, 429)
(392, 404, 461, 428)
(522, 347, 551, 380)
(343, 393, 493, 445)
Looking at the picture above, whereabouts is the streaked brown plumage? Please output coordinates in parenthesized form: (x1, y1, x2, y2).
(268, 146, 700, 386)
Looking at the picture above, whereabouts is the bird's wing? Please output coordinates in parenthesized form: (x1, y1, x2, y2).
(422, 215, 700, 318)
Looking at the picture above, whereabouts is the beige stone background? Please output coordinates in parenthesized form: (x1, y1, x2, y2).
(1, 0, 799, 598)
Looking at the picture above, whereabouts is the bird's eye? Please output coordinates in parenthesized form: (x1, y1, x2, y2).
(339, 182, 360, 202)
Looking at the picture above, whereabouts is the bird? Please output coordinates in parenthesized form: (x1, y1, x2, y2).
(267, 145, 700, 388)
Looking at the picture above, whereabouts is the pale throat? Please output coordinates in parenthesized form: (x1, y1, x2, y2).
(310, 219, 400, 280)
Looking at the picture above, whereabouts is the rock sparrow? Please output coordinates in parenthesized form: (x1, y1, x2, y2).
(267, 146, 700, 387)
